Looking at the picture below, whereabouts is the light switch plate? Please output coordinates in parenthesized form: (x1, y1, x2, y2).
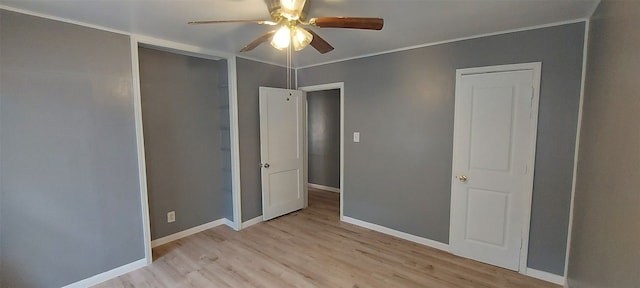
(353, 132, 360, 143)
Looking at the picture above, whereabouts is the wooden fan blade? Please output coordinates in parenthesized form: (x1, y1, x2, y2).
(240, 30, 277, 52)
(304, 29, 334, 54)
(310, 17, 384, 30)
(188, 20, 277, 25)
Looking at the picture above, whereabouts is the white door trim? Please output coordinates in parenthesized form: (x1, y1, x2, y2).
(563, 21, 590, 284)
(129, 37, 152, 264)
(227, 57, 242, 231)
(450, 62, 542, 274)
(298, 83, 345, 220)
(130, 36, 242, 265)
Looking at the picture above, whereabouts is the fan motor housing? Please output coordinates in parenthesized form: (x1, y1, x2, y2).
(265, 0, 310, 21)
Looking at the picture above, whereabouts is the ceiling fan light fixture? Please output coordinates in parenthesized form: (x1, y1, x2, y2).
(292, 26, 313, 51)
(281, 0, 306, 20)
(270, 25, 291, 50)
(188, 0, 383, 54)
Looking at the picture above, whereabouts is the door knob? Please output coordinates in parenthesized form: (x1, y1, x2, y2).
(263, 163, 270, 168)
(457, 175, 468, 182)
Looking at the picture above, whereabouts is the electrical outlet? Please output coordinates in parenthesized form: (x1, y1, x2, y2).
(167, 211, 175, 223)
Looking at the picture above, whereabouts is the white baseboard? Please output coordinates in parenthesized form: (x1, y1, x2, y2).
(151, 218, 226, 248)
(308, 183, 340, 193)
(342, 217, 563, 285)
(525, 268, 565, 286)
(241, 215, 263, 229)
(62, 258, 147, 288)
(342, 216, 449, 252)
(223, 218, 237, 230)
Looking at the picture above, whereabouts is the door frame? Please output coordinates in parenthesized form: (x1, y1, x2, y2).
(449, 62, 541, 273)
(298, 82, 345, 220)
(130, 36, 243, 264)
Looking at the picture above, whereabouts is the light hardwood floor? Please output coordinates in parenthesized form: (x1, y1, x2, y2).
(95, 188, 560, 288)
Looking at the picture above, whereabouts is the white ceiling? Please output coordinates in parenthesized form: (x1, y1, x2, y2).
(0, 0, 599, 68)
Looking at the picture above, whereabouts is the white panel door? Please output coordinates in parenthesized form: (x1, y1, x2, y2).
(259, 87, 305, 221)
(450, 66, 538, 271)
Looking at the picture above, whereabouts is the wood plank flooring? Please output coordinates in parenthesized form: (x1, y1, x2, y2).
(94, 188, 560, 288)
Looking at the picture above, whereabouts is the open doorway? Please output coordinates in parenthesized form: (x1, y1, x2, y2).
(300, 83, 344, 219)
(131, 41, 241, 262)
(137, 45, 231, 248)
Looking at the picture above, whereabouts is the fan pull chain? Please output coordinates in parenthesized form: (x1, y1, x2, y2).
(286, 43, 292, 90)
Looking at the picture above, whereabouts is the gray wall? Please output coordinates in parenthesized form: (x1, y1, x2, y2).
(307, 89, 341, 188)
(236, 57, 292, 222)
(567, 1, 640, 287)
(298, 23, 585, 275)
(0, 10, 144, 287)
(139, 47, 228, 240)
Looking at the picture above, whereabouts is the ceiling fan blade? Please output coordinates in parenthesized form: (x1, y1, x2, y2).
(304, 29, 334, 54)
(310, 17, 384, 30)
(240, 30, 277, 52)
(188, 20, 277, 25)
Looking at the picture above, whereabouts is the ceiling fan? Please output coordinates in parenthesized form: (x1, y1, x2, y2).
(188, 0, 384, 54)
